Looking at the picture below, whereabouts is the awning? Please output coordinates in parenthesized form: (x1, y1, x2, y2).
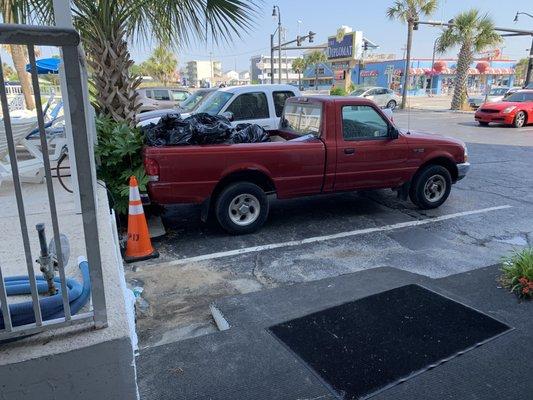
(25, 58, 61, 74)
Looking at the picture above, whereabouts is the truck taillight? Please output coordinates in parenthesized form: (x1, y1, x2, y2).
(144, 157, 159, 181)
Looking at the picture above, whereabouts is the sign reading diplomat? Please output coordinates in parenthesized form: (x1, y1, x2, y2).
(327, 31, 356, 61)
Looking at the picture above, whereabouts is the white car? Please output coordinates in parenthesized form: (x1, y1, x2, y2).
(138, 84, 300, 130)
(349, 87, 401, 110)
(468, 87, 519, 109)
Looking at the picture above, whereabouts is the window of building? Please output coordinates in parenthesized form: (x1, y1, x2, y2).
(341, 105, 389, 140)
(226, 92, 269, 120)
(272, 91, 296, 117)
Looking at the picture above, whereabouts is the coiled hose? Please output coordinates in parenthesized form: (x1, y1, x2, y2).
(0, 258, 91, 330)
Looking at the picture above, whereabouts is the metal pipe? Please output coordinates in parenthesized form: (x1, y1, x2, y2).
(270, 34, 274, 84)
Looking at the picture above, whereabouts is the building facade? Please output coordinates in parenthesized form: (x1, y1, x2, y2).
(303, 57, 517, 95)
(250, 55, 300, 84)
(185, 60, 222, 87)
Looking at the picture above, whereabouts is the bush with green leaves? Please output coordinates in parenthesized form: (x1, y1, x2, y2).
(330, 87, 347, 96)
(501, 247, 533, 299)
(95, 116, 147, 215)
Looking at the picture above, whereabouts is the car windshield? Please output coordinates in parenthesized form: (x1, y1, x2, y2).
(180, 90, 213, 112)
(195, 91, 233, 115)
(281, 102, 322, 136)
(504, 92, 533, 102)
(489, 88, 508, 96)
(350, 89, 367, 96)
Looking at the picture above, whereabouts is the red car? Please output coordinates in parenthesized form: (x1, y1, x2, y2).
(475, 90, 533, 128)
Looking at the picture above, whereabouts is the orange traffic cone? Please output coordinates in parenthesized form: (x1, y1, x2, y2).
(124, 176, 159, 263)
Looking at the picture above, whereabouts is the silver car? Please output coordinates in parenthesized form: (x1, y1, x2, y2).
(136, 87, 191, 113)
(468, 87, 519, 109)
(349, 86, 401, 110)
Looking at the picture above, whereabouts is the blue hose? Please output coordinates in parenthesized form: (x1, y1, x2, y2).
(0, 259, 91, 330)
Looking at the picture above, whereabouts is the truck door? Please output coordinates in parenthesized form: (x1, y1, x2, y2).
(334, 104, 410, 191)
(223, 92, 274, 129)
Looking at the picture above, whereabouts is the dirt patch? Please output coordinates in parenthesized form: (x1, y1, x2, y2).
(127, 262, 261, 348)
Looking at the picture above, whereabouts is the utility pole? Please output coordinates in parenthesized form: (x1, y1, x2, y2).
(209, 51, 213, 86)
(270, 34, 275, 84)
(514, 12, 533, 86)
(272, 5, 282, 84)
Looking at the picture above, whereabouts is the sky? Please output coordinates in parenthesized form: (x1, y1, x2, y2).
(129, 0, 533, 73)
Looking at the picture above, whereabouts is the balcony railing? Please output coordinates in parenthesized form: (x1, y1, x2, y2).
(0, 24, 107, 341)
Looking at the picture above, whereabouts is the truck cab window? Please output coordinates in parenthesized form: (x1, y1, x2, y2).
(342, 105, 389, 140)
(282, 102, 322, 136)
(273, 91, 295, 117)
(226, 92, 269, 120)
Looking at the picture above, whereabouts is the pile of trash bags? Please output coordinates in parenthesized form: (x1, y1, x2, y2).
(143, 113, 271, 146)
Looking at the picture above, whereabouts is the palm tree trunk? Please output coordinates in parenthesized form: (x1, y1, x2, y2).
(10, 45, 35, 110)
(401, 22, 413, 110)
(298, 72, 301, 90)
(451, 43, 472, 110)
(83, 26, 141, 126)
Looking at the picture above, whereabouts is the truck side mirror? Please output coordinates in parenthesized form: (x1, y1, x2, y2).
(221, 111, 234, 122)
(389, 126, 399, 139)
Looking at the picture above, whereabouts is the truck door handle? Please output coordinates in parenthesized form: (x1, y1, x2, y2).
(344, 148, 355, 155)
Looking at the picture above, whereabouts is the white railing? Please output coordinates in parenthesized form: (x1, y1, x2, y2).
(0, 24, 107, 341)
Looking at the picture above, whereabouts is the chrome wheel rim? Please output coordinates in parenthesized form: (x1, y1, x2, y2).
(423, 175, 446, 203)
(387, 101, 396, 110)
(516, 112, 525, 127)
(228, 194, 260, 226)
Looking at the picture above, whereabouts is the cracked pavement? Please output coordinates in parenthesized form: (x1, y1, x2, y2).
(127, 110, 533, 349)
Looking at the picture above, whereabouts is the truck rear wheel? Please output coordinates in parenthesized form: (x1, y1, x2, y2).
(409, 165, 452, 209)
(215, 182, 269, 234)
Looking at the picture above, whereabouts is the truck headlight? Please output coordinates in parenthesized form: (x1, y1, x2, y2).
(502, 106, 516, 114)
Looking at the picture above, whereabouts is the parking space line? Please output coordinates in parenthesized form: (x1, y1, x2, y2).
(148, 205, 512, 269)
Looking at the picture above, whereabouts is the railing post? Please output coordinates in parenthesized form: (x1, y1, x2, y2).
(61, 45, 107, 328)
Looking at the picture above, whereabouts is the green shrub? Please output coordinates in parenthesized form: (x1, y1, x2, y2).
(330, 87, 347, 96)
(95, 116, 148, 215)
(501, 247, 533, 299)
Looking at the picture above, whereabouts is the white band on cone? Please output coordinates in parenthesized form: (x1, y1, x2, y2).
(129, 185, 141, 202)
(129, 204, 144, 215)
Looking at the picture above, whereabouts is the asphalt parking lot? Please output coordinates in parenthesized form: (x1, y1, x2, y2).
(127, 110, 533, 349)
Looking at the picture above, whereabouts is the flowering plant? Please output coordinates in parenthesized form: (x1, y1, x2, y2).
(501, 248, 533, 299)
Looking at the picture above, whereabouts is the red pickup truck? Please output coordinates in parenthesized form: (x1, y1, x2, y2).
(143, 96, 469, 234)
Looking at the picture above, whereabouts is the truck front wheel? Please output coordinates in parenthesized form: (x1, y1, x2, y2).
(409, 165, 452, 209)
(215, 182, 269, 234)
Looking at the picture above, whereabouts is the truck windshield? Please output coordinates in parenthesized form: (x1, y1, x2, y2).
(195, 91, 233, 115)
(180, 90, 214, 112)
(281, 102, 322, 136)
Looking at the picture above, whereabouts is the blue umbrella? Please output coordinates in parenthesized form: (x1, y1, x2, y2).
(25, 57, 61, 74)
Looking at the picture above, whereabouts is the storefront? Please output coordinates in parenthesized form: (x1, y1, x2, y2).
(352, 58, 517, 96)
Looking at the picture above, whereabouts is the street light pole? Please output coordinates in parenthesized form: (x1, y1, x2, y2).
(514, 12, 533, 86)
(270, 34, 275, 84)
(429, 37, 439, 97)
(273, 5, 282, 84)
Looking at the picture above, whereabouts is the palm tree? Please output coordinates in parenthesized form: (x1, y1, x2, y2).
(436, 9, 501, 110)
(25, 0, 259, 125)
(1, 0, 36, 110)
(305, 50, 327, 90)
(386, 0, 438, 109)
(291, 57, 306, 90)
(140, 45, 178, 85)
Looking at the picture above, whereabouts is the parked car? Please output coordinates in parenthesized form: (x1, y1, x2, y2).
(144, 96, 469, 234)
(349, 87, 400, 110)
(468, 87, 521, 109)
(474, 90, 533, 128)
(136, 87, 191, 113)
(139, 84, 300, 130)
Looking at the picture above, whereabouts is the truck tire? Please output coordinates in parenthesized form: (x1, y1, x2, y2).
(215, 182, 269, 234)
(409, 165, 452, 209)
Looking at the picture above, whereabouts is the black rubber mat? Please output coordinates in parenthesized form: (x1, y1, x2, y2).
(269, 284, 511, 400)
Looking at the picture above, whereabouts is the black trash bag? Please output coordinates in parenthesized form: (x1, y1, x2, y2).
(143, 114, 194, 146)
(185, 113, 233, 145)
(229, 123, 270, 144)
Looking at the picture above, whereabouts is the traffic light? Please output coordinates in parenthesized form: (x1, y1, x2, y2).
(296, 35, 302, 46)
(413, 17, 419, 30)
(308, 31, 315, 43)
(363, 42, 369, 51)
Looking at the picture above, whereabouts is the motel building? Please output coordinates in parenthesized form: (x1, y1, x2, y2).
(300, 28, 516, 95)
(303, 56, 517, 95)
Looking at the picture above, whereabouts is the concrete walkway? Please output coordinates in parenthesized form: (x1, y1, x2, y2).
(137, 265, 531, 400)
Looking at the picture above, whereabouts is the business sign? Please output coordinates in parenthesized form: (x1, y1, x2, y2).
(327, 29, 363, 61)
(360, 70, 378, 77)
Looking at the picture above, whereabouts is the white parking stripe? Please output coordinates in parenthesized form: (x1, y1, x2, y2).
(143, 205, 512, 269)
